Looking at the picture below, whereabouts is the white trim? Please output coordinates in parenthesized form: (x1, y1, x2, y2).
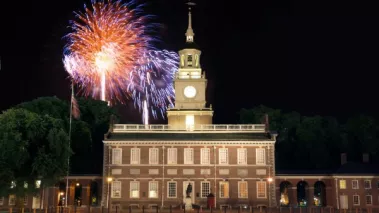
(129, 181, 140, 198)
(364, 180, 371, 189)
(238, 181, 248, 199)
(352, 180, 359, 189)
(107, 164, 271, 167)
(256, 148, 266, 165)
(167, 148, 177, 164)
(148, 181, 159, 198)
(339, 180, 347, 189)
(365, 195, 372, 205)
(218, 148, 229, 165)
(167, 181, 177, 198)
(200, 181, 211, 198)
(130, 148, 140, 164)
(149, 148, 159, 165)
(237, 148, 247, 165)
(353, 195, 360, 205)
(104, 141, 275, 146)
(200, 148, 211, 165)
(256, 181, 267, 199)
(112, 148, 122, 164)
(111, 181, 122, 198)
(184, 148, 194, 164)
(219, 181, 229, 198)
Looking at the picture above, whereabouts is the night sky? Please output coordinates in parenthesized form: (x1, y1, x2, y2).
(0, 0, 378, 124)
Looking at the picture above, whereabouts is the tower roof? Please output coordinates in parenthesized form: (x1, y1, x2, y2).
(185, 1, 196, 44)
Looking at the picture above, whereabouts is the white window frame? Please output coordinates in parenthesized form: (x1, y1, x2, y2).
(352, 180, 359, 189)
(167, 181, 177, 198)
(256, 148, 266, 165)
(149, 148, 159, 165)
(219, 148, 229, 165)
(201, 148, 210, 165)
(219, 181, 229, 198)
(8, 195, 15, 206)
(111, 181, 122, 198)
(130, 181, 140, 198)
(366, 195, 372, 205)
(112, 148, 122, 165)
(339, 180, 346, 189)
(238, 181, 248, 198)
(130, 148, 140, 164)
(364, 180, 371, 189)
(353, 195, 360, 205)
(167, 148, 177, 164)
(184, 148, 194, 164)
(237, 148, 247, 165)
(256, 181, 267, 199)
(149, 181, 159, 198)
(201, 181, 211, 198)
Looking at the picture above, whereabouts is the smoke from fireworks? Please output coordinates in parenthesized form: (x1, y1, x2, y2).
(63, 0, 179, 122)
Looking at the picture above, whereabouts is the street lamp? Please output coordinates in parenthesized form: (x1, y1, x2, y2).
(267, 177, 273, 207)
(107, 177, 113, 213)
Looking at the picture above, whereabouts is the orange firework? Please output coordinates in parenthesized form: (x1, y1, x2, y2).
(63, 0, 155, 102)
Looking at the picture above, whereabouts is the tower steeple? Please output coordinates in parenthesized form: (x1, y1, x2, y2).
(185, 1, 196, 43)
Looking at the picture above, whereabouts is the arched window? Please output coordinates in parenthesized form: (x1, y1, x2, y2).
(195, 54, 199, 67)
(181, 55, 185, 66)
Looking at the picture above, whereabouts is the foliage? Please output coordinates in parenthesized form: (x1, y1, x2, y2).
(239, 106, 379, 170)
(0, 108, 70, 198)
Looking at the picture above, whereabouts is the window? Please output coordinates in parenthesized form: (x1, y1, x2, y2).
(10, 181, 16, 189)
(112, 148, 122, 164)
(238, 181, 248, 198)
(167, 182, 177, 198)
(149, 181, 159, 198)
(9, 195, 15, 206)
(219, 148, 228, 165)
(111, 181, 121, 198)
(188, 55, 193, 63)
(237, 148, 247, 165)
(201, 148, 210, 165)
(257, 181, 267, 198)
(339, 180, 346, 189)
(36, 180, 41, 189)
(167, 148, 177, 164)
(184, 148, 194, 164)
(0, 197, 3, 205)
(24, 182, 28, 188)
(352, 180, 359, 189)
(256, 148, 266, 165)
(181, 55, 185, 66)
(366, 195, 372, 205)
(353, 195, 360, 205)
(219, 181, 229, 198)
(201, 182, 211, 198)
(185, 115, 195, 130)
(130, 148, 140, 164)
(130, 181, 140, 198)
(364, 180, 371, 189)
(23, 196, 28, 205)
(149, 148, 159, 164)
(195, 55, 199, 67)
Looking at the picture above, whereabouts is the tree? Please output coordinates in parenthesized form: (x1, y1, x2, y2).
(0, 108, 71, 204)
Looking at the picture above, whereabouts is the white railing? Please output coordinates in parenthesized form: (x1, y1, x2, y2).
(113, 124, 266, 132)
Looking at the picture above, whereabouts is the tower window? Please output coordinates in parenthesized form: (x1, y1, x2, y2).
(181, 55, 185, 66)
(185, 115, 195, 131)
(188, 55, 193, 62)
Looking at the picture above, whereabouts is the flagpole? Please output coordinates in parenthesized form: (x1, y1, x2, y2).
(65, 82, 74, 207)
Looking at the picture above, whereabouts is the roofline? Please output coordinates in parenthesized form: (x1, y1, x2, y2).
(103, 140, 275, 145)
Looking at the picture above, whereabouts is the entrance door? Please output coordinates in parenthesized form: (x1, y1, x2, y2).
(32, 196, 41, 209)
(340, 195, 348, 209)
(183, 181, 195, 203)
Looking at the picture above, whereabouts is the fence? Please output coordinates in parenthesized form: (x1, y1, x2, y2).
(1, 207, 379, 213)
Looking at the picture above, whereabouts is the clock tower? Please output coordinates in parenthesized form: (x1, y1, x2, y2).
(167, 2, 213, 130)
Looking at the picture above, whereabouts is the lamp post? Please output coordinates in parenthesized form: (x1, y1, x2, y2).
(267, 177, 273, 207)
(107, 177, 113, 213)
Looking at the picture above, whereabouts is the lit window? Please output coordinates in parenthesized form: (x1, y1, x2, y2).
(201, 148, 210, 165)
(167, 148, 177, 164)
(238, 181, 248, 198)
(8, 195, 15, 206)
(130, 148, 140, 164)
(10, 181, 16, 189)
(352, 180, 359, 189)
(149, 148, 159, 164)
(23, 196, 28, 205)
(195, 55, 199, 67)
(111, 181, 121, 198)
(201, 182, 210, 198)
(353, 195, 360, 205)
(167, 182, 177, 198)
(339, 180, 346, 189)
(366, 195, 372, 205)
(364, 180, 371, 189)
(219, 148, 228, 165)
(112, 148, 122, 164)
(181, 55, 185, 66)
(149, 181, 158, 198)
(130, 181, 140, 198)
(219, 181, 229, 198)
(24, 182, 28, 189)
(237, 148, 247, 165)
(257, 181, 267, 198)
(185, 115, 195, 131)
(36, 180, 41, 189)
(0, 197, 4, 205)
(184, 148, 194, 164)
(256, 148, 266, 165)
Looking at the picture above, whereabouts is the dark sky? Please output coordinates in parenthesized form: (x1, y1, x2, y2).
(0, 0, 378, 124)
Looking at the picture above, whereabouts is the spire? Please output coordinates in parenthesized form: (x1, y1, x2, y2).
(185, 1, 196, 43)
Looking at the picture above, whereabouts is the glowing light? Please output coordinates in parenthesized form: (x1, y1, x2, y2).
(63, 0, 179, 122)
(268, 177, 273, 182)
(107, 177, 113, 182)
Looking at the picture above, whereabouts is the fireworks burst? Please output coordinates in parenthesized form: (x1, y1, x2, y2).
(63, 0, 179, 123)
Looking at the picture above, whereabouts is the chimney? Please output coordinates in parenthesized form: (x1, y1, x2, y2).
(341, 153, 347, 165)
(363, 153, 369, 163)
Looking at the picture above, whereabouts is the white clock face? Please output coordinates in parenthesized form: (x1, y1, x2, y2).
(184, 86, 197, 98)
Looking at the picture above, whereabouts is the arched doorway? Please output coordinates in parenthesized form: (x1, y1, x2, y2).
(279, 181, 291, 206)
(90, 181, 99, 206)
(296, 181, 308, 206)
(314, 181, 326, 206)
(74, 183, 82, 206)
